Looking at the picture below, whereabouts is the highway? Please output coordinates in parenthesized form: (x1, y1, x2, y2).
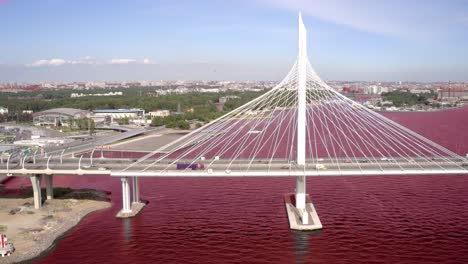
(44, 127, 152, 157)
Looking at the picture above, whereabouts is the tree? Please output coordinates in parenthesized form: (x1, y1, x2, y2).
(18, 113, 32, 122)
(0, 87, 268, 125)
(151, 117, 165, 127)
(118, 116, 129, 125)
(73, 117, 95, 132)
(89, 118, 95, 135)
(177, 120, 190, 130)
(382, 90, 434, 107)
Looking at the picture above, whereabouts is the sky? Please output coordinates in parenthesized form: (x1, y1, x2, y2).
(1, 0, 468, 82)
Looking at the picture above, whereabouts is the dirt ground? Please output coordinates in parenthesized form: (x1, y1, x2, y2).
(0, 188, 111, 263)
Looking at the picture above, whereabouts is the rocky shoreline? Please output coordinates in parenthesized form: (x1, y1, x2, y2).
(0, 188, 111, 264)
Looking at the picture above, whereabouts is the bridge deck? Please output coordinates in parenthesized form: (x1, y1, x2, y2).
(1, 156, 467, 177)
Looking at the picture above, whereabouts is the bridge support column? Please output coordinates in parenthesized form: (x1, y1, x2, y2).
(296, 175, 306, 210)
(116, 176, 146, 218)
(30, 174, 42, 209)
(284, 173, 322, 231)
(132, 176, 139, 203)
(295, 175, 308, 224)
(121, 177, 131, 213)
(45, 175, 53, 200)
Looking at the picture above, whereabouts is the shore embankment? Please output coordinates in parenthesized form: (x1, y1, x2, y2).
(0, 187, 111, 263)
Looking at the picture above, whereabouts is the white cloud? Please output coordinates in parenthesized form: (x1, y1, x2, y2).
(28, 57, 155, 67)
(109, 58, 155, 65)
(258, 0, 467, 38)
(143, 58, 154, 64)
(109, 58, 137, 64)
(30, 58, 67, 67)
(28, 57, 97, 67)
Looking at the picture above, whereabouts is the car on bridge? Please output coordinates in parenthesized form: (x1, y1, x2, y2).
(176, 163, 205, 170)
(315, 164, 327, 170)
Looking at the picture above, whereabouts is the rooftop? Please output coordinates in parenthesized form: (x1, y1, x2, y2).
(93, 109, 143, 113)
(34, 108, 91, 117)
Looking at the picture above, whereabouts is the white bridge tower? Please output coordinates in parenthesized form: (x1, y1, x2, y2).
(295, 12, 308, 225)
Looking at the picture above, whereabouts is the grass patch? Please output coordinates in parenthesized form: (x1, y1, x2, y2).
(0, 225, 7, 232)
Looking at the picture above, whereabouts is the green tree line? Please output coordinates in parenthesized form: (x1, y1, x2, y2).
(0, 87, 266, 114)
(381, 90, 435, 107)
(151, 115, 190, 129)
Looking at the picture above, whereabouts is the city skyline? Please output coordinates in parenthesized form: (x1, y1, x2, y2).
(1, 0, 468, 82)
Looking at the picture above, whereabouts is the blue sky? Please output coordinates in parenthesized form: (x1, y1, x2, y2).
(1, 0, 468, 82)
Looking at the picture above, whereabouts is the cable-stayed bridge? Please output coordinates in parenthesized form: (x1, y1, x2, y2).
(1, 13, 467, 230)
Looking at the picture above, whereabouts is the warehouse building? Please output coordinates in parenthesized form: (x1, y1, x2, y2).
(33, 108, 91, 127)
(93, 109, 145, 119)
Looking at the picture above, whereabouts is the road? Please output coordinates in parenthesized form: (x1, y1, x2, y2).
(43, 127, 156, 157)
(1, 155, 467, 177)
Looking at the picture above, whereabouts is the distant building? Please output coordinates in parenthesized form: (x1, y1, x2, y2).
(409, 89, 432, 94)
(342, 87, 364, 94)
(33, 108, 91, 127)
(0, 106, 8, 115)
(22, 110, 33, 114)
(148, 110, 170, 118)
(93, 109, 145, 119)
(70, 91, 123, 98)
(215, 103, 224, 111)
(219, 95, 240, 104)
(198, 88, 220, 93)
(438, 88, 468, 101)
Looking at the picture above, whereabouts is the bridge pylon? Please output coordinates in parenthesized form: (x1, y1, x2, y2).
(288, 13, 322, 230)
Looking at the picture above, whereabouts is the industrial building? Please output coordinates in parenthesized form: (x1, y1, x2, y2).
(438, 88, 468, 101)
(32, 108, 91, 127)
(147, 109, 170, 118)
(93, 109, 145, 119)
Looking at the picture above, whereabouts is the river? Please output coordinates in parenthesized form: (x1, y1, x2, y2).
(8, 107, 468, 263)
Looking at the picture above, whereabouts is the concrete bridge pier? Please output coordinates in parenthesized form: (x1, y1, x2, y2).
(116, 176, 146, 218)
(119, 177, 132, 213)
(30, 174, 42, 209)
(284, 175, 322, 231)
(295, 175, 308, 224)
(30, 174, 54, 210)
(132, 176, 140, 204)
(45, 175, 54, 200)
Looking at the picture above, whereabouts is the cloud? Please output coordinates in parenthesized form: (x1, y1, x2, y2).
(28, 57, 154, 67)
(110, 58, 154, 64)
(258, 0, 468, 38)
(28, 57, 96, 67)
(109, 58, 137, 64)
(143, 58, 154, 64)
(30, 58, 67, 67)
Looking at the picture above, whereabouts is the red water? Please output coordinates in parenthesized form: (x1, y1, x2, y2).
(6, 107, 468, 263)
